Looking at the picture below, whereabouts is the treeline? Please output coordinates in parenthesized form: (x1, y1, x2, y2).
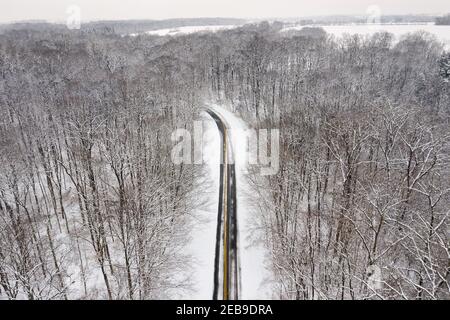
(82, 18, 246, 34)
(436, 14, 450, 25)
(0, 18, 246, 36)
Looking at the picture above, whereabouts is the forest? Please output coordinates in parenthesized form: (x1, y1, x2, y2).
(0, 21, 449, 299)
(436, 14, 450, 25)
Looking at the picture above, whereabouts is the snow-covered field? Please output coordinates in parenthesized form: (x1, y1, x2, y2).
(130, 25, 237, 37)
(283, 24, 450, 49)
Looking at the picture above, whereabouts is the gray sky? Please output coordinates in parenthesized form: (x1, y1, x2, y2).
(1, 0, 449, 23)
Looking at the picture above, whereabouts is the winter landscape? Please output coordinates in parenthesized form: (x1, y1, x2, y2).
(0, 0, 449, 301)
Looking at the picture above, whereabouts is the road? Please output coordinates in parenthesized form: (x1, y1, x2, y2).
(206, 109, 241, 300)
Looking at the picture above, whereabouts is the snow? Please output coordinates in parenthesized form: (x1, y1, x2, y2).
(283, 24, 450, 50)
(130, 25, 237, 37)
(180, 112, 221, 299)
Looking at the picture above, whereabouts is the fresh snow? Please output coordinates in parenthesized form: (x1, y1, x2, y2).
(180, 112, 221, 299)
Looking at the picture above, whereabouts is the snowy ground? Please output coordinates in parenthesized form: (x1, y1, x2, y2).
(283, 24, 450, 50)
(130, 25, 237, 37)
(179, 112, 220, 299)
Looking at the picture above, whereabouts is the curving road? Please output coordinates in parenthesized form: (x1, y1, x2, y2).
(207, 109, 241, 300)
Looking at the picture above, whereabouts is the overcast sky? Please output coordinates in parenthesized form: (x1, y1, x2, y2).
(1, 0, 449, 23)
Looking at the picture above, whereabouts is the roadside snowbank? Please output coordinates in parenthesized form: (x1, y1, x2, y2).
(180, 112, 220, 299)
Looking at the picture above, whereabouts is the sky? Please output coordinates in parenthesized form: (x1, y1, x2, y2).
(0, 0, 449, 23)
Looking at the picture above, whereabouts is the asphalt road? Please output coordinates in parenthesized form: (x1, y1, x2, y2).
(206, 109, 240, 300)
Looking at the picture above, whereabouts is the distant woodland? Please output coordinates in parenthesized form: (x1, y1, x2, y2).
(436, 14, 450, 25)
